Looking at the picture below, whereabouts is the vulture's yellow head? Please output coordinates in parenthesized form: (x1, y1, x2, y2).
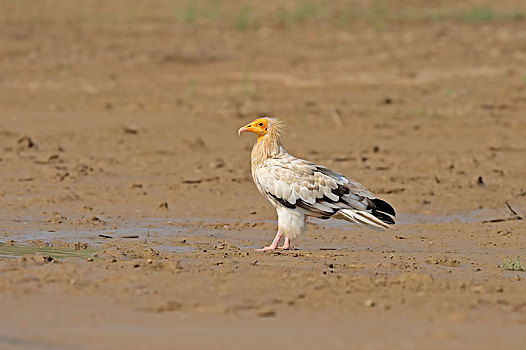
(238, 117, 285, 143)
(238, 118, 268, 138)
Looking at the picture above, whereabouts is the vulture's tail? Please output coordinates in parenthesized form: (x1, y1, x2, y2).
(338, 209, 391, 231)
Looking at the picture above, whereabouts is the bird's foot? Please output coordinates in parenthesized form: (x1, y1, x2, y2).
(256, 245, 278, 251)
(256, 231, 283, 251)
(257, 236, 291, 251)
(278, 237, 291, 250)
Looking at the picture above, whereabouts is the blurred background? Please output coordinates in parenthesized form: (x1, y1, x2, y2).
(2, 0, 525, 117)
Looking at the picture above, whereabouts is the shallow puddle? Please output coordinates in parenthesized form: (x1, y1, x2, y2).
(157, 246, 195, 253)
(0, 242, 97, 259)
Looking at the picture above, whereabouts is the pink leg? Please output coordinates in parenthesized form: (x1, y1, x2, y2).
(278, 237, 291, 250)
(256, 231, 282, 251)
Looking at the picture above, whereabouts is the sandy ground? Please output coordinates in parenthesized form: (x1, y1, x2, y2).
(1, 0, 526, 349)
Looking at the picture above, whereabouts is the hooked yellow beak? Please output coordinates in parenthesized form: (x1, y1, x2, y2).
(238, 126, 250, 136)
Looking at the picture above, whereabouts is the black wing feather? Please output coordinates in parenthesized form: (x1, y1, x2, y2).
(371, 198, 396, 216)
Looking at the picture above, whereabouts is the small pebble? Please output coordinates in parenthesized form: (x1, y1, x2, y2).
(123, 125, 139, 134)
(257, 310, 276, 317)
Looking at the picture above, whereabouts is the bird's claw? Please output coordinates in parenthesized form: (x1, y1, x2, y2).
(256, 233, 291, 251)
(256, 245, 291, 251)
(256, 246, 278, 251)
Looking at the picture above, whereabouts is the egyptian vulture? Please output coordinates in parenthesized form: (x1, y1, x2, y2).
(238, 117, 395, 251)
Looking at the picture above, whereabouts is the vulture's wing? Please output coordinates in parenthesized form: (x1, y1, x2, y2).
(253, 154, 395, 223)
